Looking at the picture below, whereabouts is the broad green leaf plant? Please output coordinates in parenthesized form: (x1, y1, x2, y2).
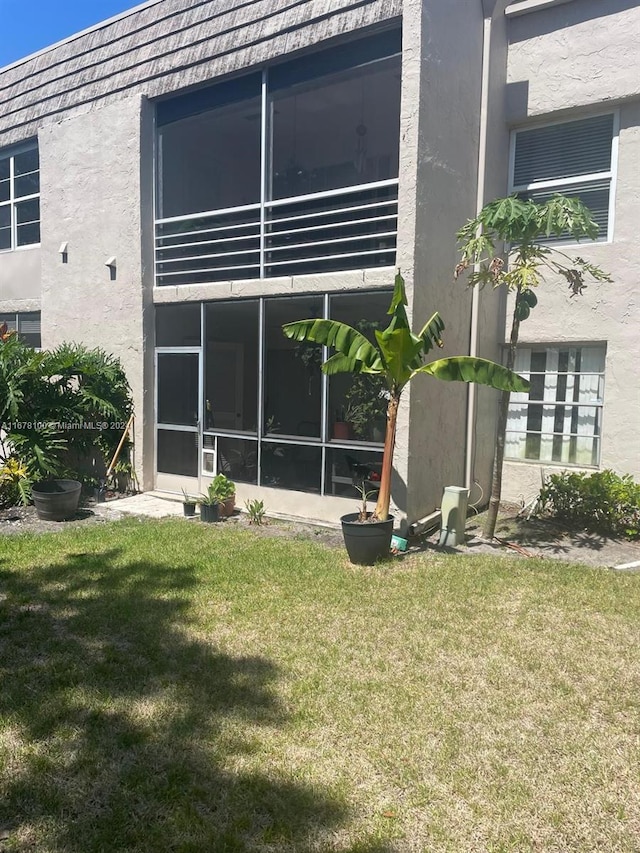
(283, 272, 529, 522)
(0, 325, 133, 492)
(455, 194, 612, 540)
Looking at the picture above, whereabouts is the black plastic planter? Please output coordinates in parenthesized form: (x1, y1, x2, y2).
(183, 501, 196, 517)
(200, 503, 220, 523)
(32, 479, 82, 522)
(340, 512, 394, 565)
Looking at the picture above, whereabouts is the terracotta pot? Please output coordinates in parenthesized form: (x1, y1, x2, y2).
(333, 421, 351, 440)
(219, 495, 236, 517)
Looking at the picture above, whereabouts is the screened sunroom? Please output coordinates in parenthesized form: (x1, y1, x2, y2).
(153, 28, 402, 500)
(155, 29, 402, 284)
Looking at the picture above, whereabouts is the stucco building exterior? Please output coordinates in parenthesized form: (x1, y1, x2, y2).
(0, 0, 638, 526)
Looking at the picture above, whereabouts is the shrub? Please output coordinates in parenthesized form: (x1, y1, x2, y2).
(0, 334, 132, 483)
(538, 470, 640, 540)
(245, 498, 266, 525)
(0, 458, 32, 508)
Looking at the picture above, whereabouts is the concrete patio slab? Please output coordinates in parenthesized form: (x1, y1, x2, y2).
(94, 493, 183, 520)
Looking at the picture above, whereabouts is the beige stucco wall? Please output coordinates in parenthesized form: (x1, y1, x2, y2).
(39, 94, 154, 485)
(506, 0, 640, 121)
(396, 0, 485, 524)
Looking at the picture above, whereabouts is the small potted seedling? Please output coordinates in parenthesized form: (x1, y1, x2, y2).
(197, 484, 220, 523)
(182, 488, 197, 518)
(340, 477, 387, 565)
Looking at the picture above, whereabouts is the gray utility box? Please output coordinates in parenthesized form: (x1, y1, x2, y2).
(439, 486, 470, 547)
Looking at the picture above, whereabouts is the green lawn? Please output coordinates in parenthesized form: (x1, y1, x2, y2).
(1, 519, 639, 852)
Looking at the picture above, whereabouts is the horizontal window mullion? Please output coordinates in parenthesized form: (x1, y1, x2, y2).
(203, 429, 257, 439)
(13, 193, 42, 203)
(156, 201, 261, 226)
(156, 423, 199, 432)
(262, 435, 322, 446)
(522, 371, 605, 378)
(158, 247, 260, 264)
(512, 172, 611, 193)
(267, 231, 397, 254)
(266, 178, 399, 210)
(266, 247, 395, 268)
(156, 232, 260, 251)
(267, 213, 397, 240)
(158, 262, 260, 277)
(157, 220, 259, 242)
(507, 428, 600, 439)
(510, 404, 603, 415)
(268, 198, 397, 227)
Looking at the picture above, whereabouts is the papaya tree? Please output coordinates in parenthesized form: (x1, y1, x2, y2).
(283, 272, 529, 522)
(455, 194, 612, 540)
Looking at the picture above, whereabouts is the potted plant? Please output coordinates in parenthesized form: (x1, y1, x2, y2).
(31, 478, 82, 521)
(283, 271, 529, 564)
(332, 409, 351, 440)
(341, 477, 388, 565)
(197, 484, 220, 523)
(208, 473, 236, 517)
(182, 488, 197, 517)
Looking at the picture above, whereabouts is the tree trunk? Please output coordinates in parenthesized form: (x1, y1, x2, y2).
(374, 394, 399, 522)
(482, 300, 522, 540)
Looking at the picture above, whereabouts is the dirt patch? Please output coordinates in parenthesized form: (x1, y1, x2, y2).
(2, 500, 639, 570)
(0, 503, 114, 536)
(415, 504, 640, 570)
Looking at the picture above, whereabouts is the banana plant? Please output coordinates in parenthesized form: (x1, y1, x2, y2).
(283, 272, 529, 522)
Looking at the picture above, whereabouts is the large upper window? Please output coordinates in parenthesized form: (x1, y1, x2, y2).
(155, 31, 401, 285)
(510, 114, 617, 242)
(506, 344, 605, 466)
(0, 142, 40, 251)
(158, 75, 262, 219)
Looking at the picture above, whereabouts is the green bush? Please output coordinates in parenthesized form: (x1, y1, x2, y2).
(0, 332, 132, 485)
(538, 470, 640, 540)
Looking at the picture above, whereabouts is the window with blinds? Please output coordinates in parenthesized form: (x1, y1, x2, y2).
(510, 114, 617, 242)
(0, 311, 41, 347)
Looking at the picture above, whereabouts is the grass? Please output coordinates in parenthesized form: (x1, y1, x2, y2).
(1, 518, 639, 852)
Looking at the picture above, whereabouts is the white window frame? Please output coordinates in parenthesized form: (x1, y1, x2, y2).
(0, 140, 41, 253)
(508, 111, 619, 244)
(506, 343, 606, 467)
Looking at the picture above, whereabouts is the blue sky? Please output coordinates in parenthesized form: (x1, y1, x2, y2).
(0, 0, 140, 67)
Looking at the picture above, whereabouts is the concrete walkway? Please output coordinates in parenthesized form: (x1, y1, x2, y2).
(94, 493, 184, 520)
